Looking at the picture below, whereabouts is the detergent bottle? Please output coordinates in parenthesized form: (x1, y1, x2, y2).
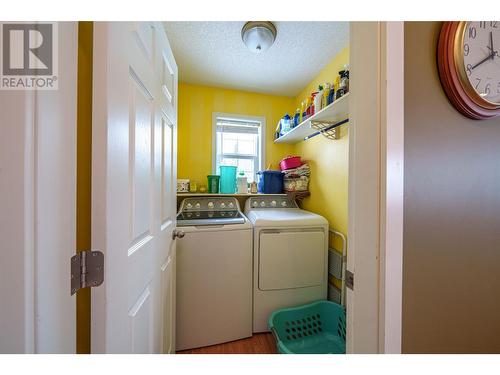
(280, 114, 291, 136)
(300, 100, 306, 122)
(293, 108, 301, 127)
(237, 171, 248, 194)
(322, 83, 331, 108)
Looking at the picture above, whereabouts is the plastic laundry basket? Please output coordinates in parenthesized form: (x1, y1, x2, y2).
(268, 300, 346, 354)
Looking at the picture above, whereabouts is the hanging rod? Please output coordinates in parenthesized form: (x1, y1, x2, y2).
(304, 118, 349, 141)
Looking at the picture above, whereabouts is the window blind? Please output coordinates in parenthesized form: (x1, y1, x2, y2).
(216, 118, 260, 135)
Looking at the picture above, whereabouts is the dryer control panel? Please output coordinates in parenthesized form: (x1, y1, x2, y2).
(245, 195, 298, 210)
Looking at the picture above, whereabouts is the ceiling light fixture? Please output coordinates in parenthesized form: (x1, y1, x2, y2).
(241, 21, 277, 54)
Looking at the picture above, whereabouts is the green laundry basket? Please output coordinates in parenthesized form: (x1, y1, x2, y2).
(268, 300, 346, 354)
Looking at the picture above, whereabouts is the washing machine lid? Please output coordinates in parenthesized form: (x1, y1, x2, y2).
(246, 209, 328, 227)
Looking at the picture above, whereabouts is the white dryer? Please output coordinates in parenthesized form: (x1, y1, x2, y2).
(244, 195, 328, 332)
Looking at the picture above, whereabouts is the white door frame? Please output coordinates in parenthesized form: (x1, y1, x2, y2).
(0, 22, 78, 353)
(347, 21, 404, 354)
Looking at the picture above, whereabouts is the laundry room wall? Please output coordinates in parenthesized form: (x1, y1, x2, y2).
(403, 22, 500, 353)
(292, 46, 350, 251)
(76, 21, 93, 354)
(177, 83, 295, 183)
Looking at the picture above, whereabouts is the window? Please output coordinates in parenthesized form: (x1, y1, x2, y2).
(213, 113, 265, 183)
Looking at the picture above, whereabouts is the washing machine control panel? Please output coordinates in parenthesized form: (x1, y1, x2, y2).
(246, 195, 298, 210)
(180, 197, 242, 212)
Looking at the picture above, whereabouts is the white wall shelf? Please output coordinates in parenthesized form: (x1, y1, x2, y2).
(274, 93, 350, 144)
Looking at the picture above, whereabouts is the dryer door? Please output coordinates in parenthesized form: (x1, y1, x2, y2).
(258, 229, 326, 290)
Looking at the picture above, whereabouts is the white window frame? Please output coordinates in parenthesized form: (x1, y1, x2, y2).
(212, 112, 266, 182)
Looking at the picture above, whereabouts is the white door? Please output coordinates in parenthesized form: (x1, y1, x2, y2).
(0, 22, 77, 353)
(91, 22, 178, 354)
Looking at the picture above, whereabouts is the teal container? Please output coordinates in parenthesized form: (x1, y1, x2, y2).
(268, 300, 346, 354)
(207, 175, 220, 193)
(219, 166, 237, 194)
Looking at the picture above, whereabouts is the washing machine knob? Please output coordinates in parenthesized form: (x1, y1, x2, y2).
(207, 202, 214, 209)
(271, 200, 277, 207)
(228, 202, 234, 208)
(260, 201, 266, 207)
(186, 203, 193, 209)
(252, 201, 258, 207)
(194, 202, 201, 209)
(281, 201, 288, 207)
(220, 202, 226, 209)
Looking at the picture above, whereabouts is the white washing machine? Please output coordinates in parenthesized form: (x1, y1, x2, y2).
(244, 195, 328, 332)
(175, 197, 253, 351)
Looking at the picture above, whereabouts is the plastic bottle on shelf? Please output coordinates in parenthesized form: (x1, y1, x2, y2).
(275, 121, 281, 139)
(301, 100, 306, 121)
(293, 108, 301, 127)
(250, 181, 258, 194)
(280, 114, 292, 136)
(237, 171, 248, 194)
(314, 86, 323, 113)
(322, 83, 331, 108)
(305, 97, 312, 119)
(336, 70, 349, 100)
(327, 84, 336, 105)
(309, 93, 318, 116)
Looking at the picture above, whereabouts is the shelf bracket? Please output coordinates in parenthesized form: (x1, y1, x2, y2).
(306, 118, 349, 141)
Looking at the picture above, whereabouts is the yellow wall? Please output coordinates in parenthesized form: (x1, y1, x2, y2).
(177, 83, 295, 184)
(177, 46, 349, 252)
(293, 46, 349, 250)
(76, 21, 93, 354)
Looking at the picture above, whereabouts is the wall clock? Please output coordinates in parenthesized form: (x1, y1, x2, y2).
(438, 21, 500, 120)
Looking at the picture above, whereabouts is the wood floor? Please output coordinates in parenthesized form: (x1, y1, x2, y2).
(177, 333, 277, 354)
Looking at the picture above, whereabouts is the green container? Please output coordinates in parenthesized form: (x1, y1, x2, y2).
(207, 175, 220, 193)
(268, 300, 346, 354)
(219, 166, 237, 194)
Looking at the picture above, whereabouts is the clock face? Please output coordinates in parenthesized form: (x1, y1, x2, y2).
(462, 21, 500, 104)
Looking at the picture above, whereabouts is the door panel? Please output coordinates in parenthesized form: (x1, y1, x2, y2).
(129, 74, 154, 240)
(161, 251, 175, 353)
(128, 286, 152, 354)
(92, 22, 177, 353)
(161, 114, 174, 228)
(259, 230, 325, 290)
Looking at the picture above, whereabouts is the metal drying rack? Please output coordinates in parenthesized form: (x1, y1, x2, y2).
(328, 228, 347, 307)
(305, 118, 349, 141)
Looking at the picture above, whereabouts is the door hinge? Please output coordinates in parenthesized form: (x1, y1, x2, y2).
(71, 250, 104, 295)
(345, 269, 354, 290)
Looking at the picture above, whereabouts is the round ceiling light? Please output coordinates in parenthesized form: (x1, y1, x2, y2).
(241, 21, 277, 54)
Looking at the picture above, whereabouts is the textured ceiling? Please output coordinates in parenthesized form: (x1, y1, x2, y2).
(163, 22, 349, 97)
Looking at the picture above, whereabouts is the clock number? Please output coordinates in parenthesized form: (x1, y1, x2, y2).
(475, 78, 481, 89)
(468, 26, 477, 39)
(485, 83, 491, 95)
(466, 64, 472, 76)
(480, 21, 486, 29)
(464, 43, 470, 56)
(491, 21, 498, 28)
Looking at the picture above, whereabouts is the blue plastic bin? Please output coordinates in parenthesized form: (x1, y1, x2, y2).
(257, 170, 284, 194)
(268, 300, 346, 354)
